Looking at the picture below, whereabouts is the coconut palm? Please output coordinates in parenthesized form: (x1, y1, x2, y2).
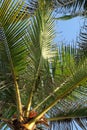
(0, 0, 87, 130)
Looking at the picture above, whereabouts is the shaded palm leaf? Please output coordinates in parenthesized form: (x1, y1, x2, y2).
(21, 9, 56, 114)
(49, 118, 87, 130)
(78, 20, 87, 56)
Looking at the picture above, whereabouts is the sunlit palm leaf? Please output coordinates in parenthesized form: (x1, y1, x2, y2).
(26, 45, 87, 126)
(0, 0, 30, 121)
(0, 0, 29, 75)
(21, 9, 57, 112)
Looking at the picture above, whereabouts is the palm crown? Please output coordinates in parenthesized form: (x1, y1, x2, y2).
(0, 0, 87, 130)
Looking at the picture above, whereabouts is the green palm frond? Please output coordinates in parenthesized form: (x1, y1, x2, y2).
(53, 11, 87, 20)
(24, 0, 38, 15)
(44, 45, 87, 130)
(23, 0, 87, 17)
(53, 0, 87, 20)
(48, 83, 87, 130)
(0, 0, 30, 121)
(26, 45, 87, 125)
(21, 9, 57, 116)
(75, 118, 87, 130)
(0, 0, 29, 75)
(48, 84, 87, 118)
(55, 0, 86, 12)
(78, 20, 87, 56)
(49, 118, 87, 130)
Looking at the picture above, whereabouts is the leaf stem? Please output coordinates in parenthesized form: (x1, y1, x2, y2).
(1, 25, 23, 121)
(28, 76, 87, 126)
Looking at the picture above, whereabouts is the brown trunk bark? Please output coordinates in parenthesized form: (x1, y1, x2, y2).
(14, 128, 28, 130)
(12, 119, 36, 130)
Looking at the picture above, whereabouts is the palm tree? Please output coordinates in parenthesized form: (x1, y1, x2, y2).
(0, 0, 87, 130)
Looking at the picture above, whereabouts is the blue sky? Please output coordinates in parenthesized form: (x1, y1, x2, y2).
(55, 16, 84, 45)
